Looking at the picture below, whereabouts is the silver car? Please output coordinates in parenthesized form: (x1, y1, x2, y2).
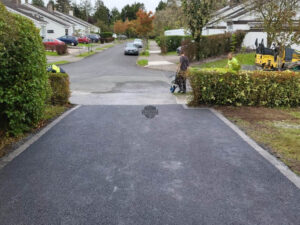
(124, 43, 139, 55)
(133, 39, 143, 48)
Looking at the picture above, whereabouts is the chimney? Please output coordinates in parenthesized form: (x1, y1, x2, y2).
(25, 0, 28, 3)
(47, 2, 54, 13)
(69, 10, 74, 16)
(14, 0, 21, 5)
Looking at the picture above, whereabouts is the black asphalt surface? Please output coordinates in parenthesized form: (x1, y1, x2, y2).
(0, 46, 299, 224)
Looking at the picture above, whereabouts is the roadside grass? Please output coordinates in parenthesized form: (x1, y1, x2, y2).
(45, 51, 59, 56)
(0, 105, 68, 158)
(96, 44, 115, 51)
(137, 59, 148, 66)
(47, 60, 70, 66)
(195, 52, 256, 68)
(140, 50, 149, 56)
(216, 106, 300, 175)
(77, 51, 96, 57)
(165, 51, 178, 56)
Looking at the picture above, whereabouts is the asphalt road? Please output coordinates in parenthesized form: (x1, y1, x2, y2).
(62, 43, 176, 105)
(0, 45, 299, 224)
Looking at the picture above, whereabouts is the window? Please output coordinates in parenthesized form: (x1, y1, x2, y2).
(47, 30, 54, 34)
(65, 29, 69, 35)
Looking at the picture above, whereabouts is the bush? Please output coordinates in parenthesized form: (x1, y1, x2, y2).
(180, 31, 246, 61)
(157, 35, 191, 52)
(189, 69, 300, 107)
(44, 44, 68, 55)
(55, 44, 68, 55)
(0, 4, 50, 135)
(48, 73, 70, 106)
(100, 32, 113, 38)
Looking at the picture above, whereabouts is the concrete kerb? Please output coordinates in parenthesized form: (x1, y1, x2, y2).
(0, 105, 82, 170)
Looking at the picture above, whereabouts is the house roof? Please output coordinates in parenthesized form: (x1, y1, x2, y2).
(24, 4, 72, 27)
(2, 0, 46, 23)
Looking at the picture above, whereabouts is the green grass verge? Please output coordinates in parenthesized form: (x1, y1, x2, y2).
(45, 51, 59, 56)
(165, 51, 178, 56)
(140, 50, 149, 56)
(194, 53, 256, 68)
(137, 59, 148, 66)
(0, 105, 68, 158)
(218, 107, 300, 175)
(47, 60, 70, 66)
(77, 51, 96, 57)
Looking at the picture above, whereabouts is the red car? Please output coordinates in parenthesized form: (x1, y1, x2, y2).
(78, 36, 91, 44)
(43, 38, 65, 46)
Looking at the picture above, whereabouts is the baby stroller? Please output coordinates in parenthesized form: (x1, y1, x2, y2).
(170, 72, 180, 93)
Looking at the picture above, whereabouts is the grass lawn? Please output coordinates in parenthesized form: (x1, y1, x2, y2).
(45, 51, 59, 56)
(137, 59, 148, 66)
(216, 106, 300, 175)
(140, 50, 149, 56)
(0, 105, 68, 158)
(195, 52, 256, 68)
(77, 51, 96, 57)
(47, 60, 70, 66)
(165, 51, 178, 56)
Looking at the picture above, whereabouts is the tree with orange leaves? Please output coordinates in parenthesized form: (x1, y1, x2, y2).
(114, 20, 127, 34)
(135, 9, 155, 39)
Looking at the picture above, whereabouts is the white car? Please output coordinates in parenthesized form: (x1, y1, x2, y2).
(134, 39, 143, 48)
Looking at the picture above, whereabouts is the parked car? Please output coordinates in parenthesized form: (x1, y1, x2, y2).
(176, 46, 182, 55)
(43, 38, 65, 46)
(87, 34, 100, 43)
(117, 34, 127, 40)
(124, 43, 139, 55)
(78, 36, 91, 44)
(134, 39, 143, 48)
(58, 35, 78, 46)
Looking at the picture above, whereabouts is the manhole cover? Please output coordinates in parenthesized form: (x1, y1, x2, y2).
(142, 105, 158, 119)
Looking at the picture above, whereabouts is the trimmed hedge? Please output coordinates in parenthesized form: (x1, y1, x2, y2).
(0, 3, 50, 135)
(44, 43, 68, 55)
(100, 32, 113, 38)
(189, 69, 300, 107)
(156, 35, 191, 52)
(48, 73, 70, 106)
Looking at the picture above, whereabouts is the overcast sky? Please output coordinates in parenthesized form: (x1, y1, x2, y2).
(96, 0, 163, 12)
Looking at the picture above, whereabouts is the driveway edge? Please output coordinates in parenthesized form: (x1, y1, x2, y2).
(209, 108, 300, 189)
(0, 105, 82, 170)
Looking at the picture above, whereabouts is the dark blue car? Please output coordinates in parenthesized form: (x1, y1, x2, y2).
(58, 35, 78, 46)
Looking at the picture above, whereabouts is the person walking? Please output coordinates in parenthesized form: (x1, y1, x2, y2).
(176, 51, 190, 93)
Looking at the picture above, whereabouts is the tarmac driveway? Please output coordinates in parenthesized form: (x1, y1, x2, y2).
(0, 105, 299, 225)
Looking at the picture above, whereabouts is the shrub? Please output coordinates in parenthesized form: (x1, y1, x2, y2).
(0, 3, 50, 135)
(101, 32, 113, 38)
(182, 31, 246, 61)
(55, 44, 68, 55)
(48, 73, 70, 106)
(189, 69, 300, 107)
(44, 44, 68, 55)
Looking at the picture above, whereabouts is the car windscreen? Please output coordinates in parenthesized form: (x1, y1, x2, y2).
(126, 43, 136, 48)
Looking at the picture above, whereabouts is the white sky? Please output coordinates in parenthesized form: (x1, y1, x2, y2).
(92, 0, 163, 12)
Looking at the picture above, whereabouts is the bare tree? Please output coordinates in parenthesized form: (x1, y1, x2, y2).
(251, 0, 300, 48)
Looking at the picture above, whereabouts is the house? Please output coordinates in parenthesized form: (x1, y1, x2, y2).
(2, 0, 100, 39)
(203, 2, 300, 50)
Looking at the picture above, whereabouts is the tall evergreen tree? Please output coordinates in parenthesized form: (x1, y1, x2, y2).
(156, 0, 167, 11)
(111, 7, 121, 23)
(56, 0, 71, 13)
(94, 0, 110, 25)
(120, 3, 145, 21)
(32, 0, 44, 7)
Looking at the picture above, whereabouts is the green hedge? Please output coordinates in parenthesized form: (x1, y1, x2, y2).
(101, 32, 113, 38)
(48, 73, 70, 106)
(189, 69, 300, 107)
(156, 35, 191, 52)
(0, 3, 50, 135)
